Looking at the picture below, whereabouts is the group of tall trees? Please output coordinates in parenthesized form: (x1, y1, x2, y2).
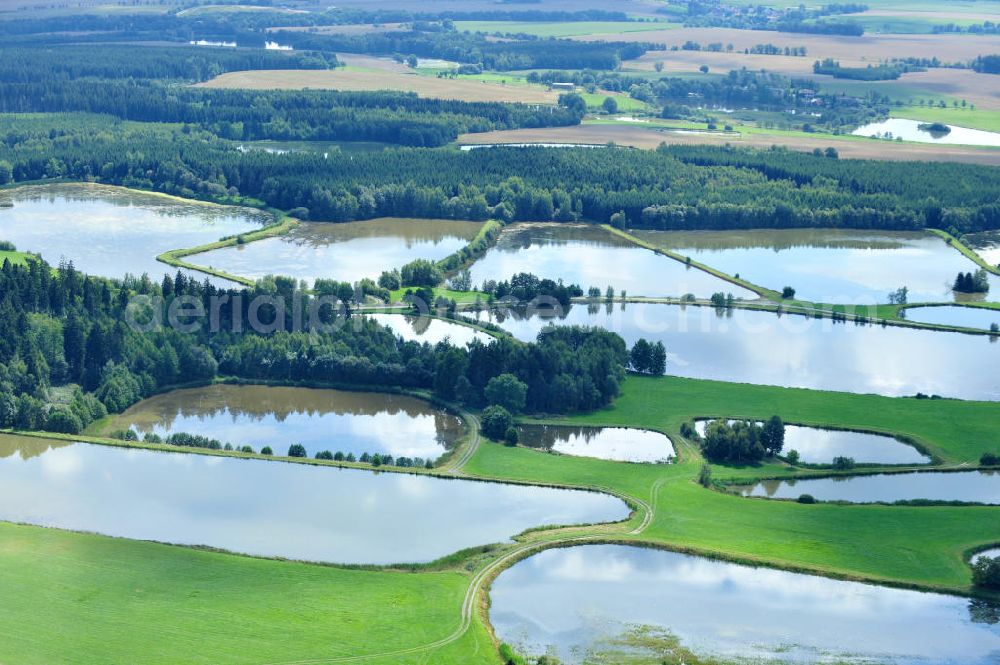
(3, 114, 999, 234)
(0, 45, 584, 147)
(0, 253, 631, 438)
(698, 417, 786, 465)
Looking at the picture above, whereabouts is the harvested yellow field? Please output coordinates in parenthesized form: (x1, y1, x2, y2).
(456, 124, 1000, 165)
(627, 50, 815, 77)
(891, 68, 1000, 111)
(580, 28, 1000, 66)
(196, 69, 560, 104)
(268, 23, 408, 35)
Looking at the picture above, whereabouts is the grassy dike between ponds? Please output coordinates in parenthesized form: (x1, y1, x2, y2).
(156, 213, 298, 286)
(2, 374, 999, 664)
(931, 228, 1000, 276)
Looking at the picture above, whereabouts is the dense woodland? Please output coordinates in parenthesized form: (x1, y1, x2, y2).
(0, 45, 582, 146)
(0, 257, 629, 434)
(2, 114, 999, 234)
(0, 11, 654, 71)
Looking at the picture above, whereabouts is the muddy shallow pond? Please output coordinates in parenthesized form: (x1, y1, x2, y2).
(467, 223, 756, 299)
(188, 217, 481, 285)
(517, 425, 675, 463)
(733, 470, 1000, 504)
(103, 384, 464, 460)
(631, 228, 1000, 304)
(481, 303, 1000, 401)
(0, 183, 267, 286)
(0, 437, 629, 564)
(490, 544, 1000, 664)
(694, 420, 930, 465)
(903, 305, 1000, 331)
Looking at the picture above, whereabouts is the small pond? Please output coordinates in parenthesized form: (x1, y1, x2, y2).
(490, 544, 1000, 664)
(366, 313, 492, 346)
(467, 223, 756, 300)
(0, 183, 267, 286)
(852, 118, 1000, 147)
(903, 305, 1000, 331)
(0, 437, 629, 565)
(188, 217, 481, 285)
(103, 384, 463, 461)
(694, 420, 930, 465)
(517, 425, 675, 463)
(733, 470, 1000, 504)
(630, 228, 1000, 304)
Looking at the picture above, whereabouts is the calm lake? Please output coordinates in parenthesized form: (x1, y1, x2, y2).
(694, 420, 930, 465)
(630, 228, 1000, 304)
(903, 305, 1000, 331)
(366, 313, 492, 346)
(467, 223, 756, 299)
(490, 544, 1000, 664)
(481, 303, 1000, 400)
(0, 183, 267, 285)
(0, 437, 629, 564)
(852, 118, 1000, 147)
(517, 425, 675, 463)
(734, 470, 1000, 504)
(103, 384, 464, 460)
(189, 217, 481, 285)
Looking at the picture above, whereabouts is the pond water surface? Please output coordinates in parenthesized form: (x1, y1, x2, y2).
(0, 183, 267, 285)
(468, 224, 756, 299)
(631, 228, 1000, 303)
(481, 303, 1000, 400)
(490, 544, 1000, 664)
(104, 384, 464, 460)
(0, 437, 628, 564)
(189, 217, 481, 285)
(733, 470, 1000, 504)
(904, 305, 1000, 331)
(517, 425, 675, 463)
(693, 420, 930, 465)
(366, 313, 492, 346)
(852, 118, 1000, 147)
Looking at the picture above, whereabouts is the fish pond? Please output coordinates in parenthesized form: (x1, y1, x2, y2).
(852, 118, 1000, 147)
(630, 228, 1000, 304)
(467, 223, 756, 299)
(0, 183, 267, 285)
(490, 544, 1000, 664)
(733, 470, 1000, 504)
(903, 305, 1000, 331)
(188, 217, 481, 285)
(102, 384, 464, 461)
(517, 425, 675, 463)
(481, 303, 1000, 401)
(0, 437, 629, 565)
(693, 420, 930, 465)
(366, 313, 492, 346)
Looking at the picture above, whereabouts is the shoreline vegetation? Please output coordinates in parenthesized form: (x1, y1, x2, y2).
(3, 180, 998, 341)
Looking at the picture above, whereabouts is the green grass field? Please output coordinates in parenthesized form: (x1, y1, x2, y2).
(0, 522, 495, 665)
(454, 20, 677, 38)
(892, 105, 1000, 133)
(0, 249, 32, 266)
(466, 375, 1000, 592)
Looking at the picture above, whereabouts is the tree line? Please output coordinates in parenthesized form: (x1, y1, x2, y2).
(0, 257, 631, 438)
(2, 115, 1000, 234)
